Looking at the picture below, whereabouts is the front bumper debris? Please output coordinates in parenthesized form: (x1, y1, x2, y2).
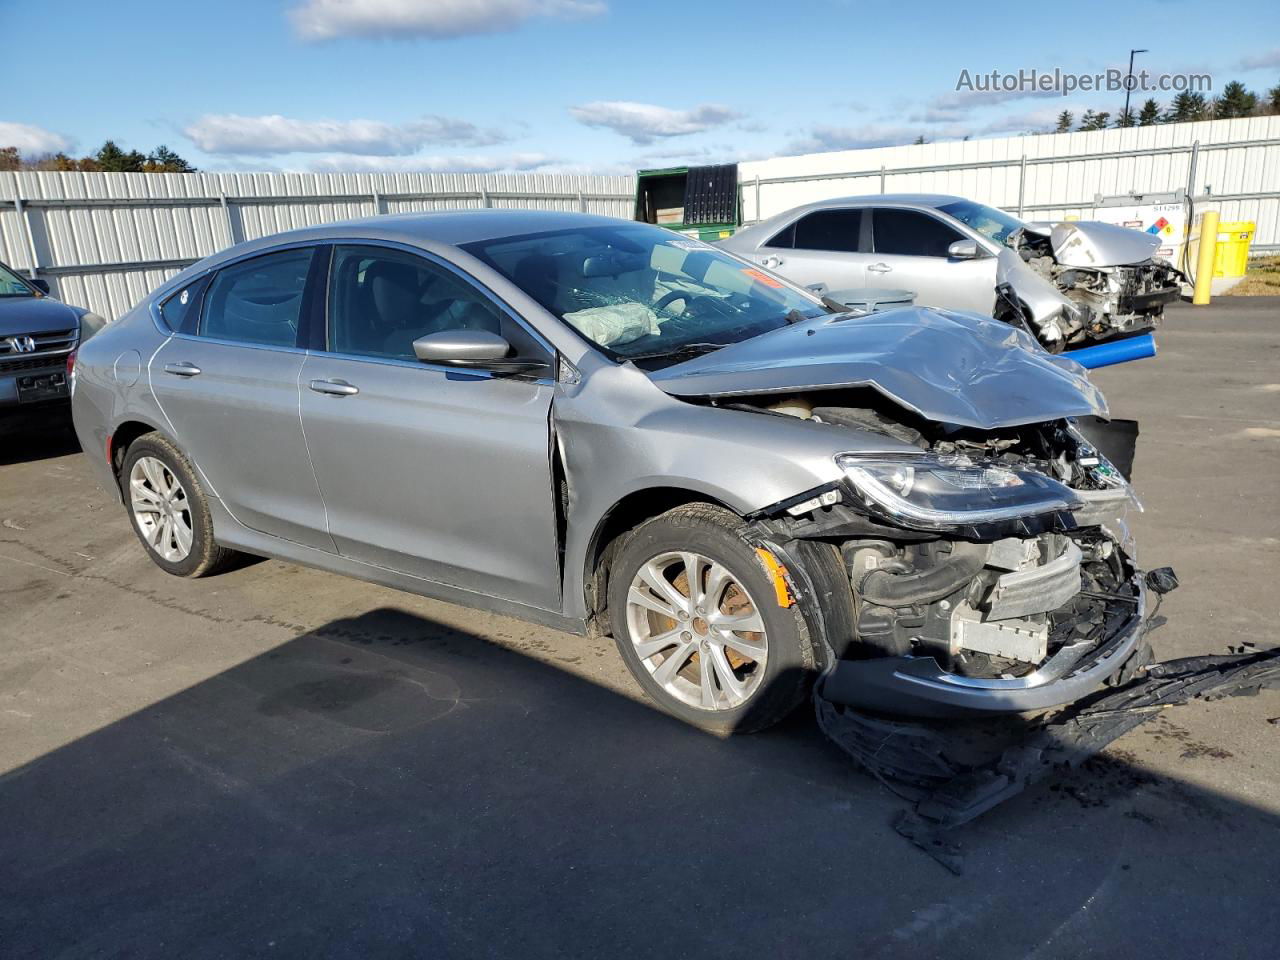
(816, 644, 1280, 874)
(821, 576, 1147, 718)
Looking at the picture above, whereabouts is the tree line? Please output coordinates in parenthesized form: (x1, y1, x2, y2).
(1053, 79, 1280, 132)
(0, 140, 196, 173)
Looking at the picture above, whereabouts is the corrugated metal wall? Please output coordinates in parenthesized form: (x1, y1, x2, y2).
(0, 171, 636, 319)
(4, 117, 1277, 319)
(739, 115, 1280, 252)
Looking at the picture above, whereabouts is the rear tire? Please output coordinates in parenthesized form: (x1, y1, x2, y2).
(607, 503, 814, 735)
(121, 432, 237, 578)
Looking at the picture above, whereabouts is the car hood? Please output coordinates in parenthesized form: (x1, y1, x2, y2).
(0, 296, 83, 336)
(646, 306, 1109, 430)
(1045, 221, 1162, 267)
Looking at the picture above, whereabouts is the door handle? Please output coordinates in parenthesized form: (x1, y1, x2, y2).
(761, 255, 783, 268)
(163, 362, 202, 377)
(867, 262, 892, 274)
(309, 378, 359, 397)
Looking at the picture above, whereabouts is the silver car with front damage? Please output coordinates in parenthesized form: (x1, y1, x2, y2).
(71, 210, 1163, 733)
(717, 194, 1185, 352)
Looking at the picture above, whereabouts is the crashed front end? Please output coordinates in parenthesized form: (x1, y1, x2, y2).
(650, 306, 1167, 719)
(1012, 221, 1184, 348)
(747, 404, 1155, 718)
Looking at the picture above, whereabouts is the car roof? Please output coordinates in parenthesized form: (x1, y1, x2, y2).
(193, 209, 633, 271)
(806, 193, 964, 208)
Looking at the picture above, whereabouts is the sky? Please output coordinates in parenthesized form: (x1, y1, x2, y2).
(3, 0, 1279, 175)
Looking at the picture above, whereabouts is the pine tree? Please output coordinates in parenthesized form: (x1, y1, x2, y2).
(1214, 80, 1258, 119)
(1166, 91, 1209, 122)
(1138, 99, 1162, 125)
(144, 145, 196, 173)
(94, 140, 147, 172)
(1115, 108, 1136, 128)
(1055, 110, 1074, 133)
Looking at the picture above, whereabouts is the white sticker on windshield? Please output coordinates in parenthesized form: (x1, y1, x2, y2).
(669, 239, 713, 251)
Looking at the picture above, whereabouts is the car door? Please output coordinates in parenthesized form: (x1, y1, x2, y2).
(865, 207, 997, 313)
(297, 243, 561, 610)
(149, 246, 335, 550)
(753, 208, 869, 293)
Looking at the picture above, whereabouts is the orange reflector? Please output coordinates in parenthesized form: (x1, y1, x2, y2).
(755, 547, 795, 608)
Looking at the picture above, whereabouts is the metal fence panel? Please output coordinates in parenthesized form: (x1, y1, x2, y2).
(0, 170, 636, 319)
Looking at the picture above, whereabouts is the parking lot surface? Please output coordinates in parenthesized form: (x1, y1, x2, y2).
(2, 299, 1278, 959)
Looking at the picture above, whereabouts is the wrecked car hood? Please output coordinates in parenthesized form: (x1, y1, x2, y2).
(647, 306, 1109, 430)
(1046, 222, 1162, 268)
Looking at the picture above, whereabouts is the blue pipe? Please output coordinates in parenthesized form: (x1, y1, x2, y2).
(1064, 333, 1157, 369)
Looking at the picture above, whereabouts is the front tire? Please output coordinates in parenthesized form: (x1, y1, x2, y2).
(121, 433, 237, 578)
(607, 503, 814, 735)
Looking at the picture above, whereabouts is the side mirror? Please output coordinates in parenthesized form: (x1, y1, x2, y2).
(30, 277, 51, 295)
(412, 329, 550, 375)
(947, 239, 981, 260)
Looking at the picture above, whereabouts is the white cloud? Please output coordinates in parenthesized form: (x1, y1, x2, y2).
(289, 0, 605, 41)
(184, 113, 507, 155)
(569, 101, 740, 145)
(785, 123, 969, 154)
(1239, 48, 1280, 71)
(304, 151, 559, 173)
(923, 84, 1063, 121)
(0, 121, 73, 155)
(977, 106, 1085, 136)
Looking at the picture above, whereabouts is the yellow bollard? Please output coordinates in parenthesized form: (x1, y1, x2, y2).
(1192, 210, 1219, 305)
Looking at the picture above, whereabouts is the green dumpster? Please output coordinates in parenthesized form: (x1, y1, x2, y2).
(634, 164, 740, 241)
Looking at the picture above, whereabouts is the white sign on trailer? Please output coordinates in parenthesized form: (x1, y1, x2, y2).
(1087, 200, 1187, 263)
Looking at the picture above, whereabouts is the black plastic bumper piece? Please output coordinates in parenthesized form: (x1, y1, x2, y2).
(821, 605, 1147, 719)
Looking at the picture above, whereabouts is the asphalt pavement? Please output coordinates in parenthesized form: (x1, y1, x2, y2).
(1, 299, 1277, 959)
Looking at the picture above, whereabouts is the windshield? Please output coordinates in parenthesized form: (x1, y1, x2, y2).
(937, 200, 1026, 247)
(0, 261, 35, 298)
(461, 223, 825, 365)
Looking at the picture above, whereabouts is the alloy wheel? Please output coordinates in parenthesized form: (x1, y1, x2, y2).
(625, 551, 769, 711)
(129, 456, 194, 562)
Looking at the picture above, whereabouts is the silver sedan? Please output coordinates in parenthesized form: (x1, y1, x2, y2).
(717, 194, 1183, 350)
(72, 210, 1157, 732)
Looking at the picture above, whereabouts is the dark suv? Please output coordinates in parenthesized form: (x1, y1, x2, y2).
(0, 260, 98, 410)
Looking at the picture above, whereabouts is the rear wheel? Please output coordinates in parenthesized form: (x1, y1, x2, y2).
(121, 433, 237, 578)
(607, 503, 814, 735)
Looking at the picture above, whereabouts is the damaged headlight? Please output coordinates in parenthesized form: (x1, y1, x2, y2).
(836, 454, 1083, 530)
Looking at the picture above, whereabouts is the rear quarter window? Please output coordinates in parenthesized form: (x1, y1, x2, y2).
(158, 276, 209, 334)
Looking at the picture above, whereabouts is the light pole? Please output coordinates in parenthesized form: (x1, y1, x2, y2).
(1123, 48, 1149, 123)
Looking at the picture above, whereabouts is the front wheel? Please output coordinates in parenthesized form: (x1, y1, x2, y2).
(607, 504, 815, 735)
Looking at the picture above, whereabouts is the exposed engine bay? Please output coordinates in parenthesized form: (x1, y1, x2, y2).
(733, 391, 1143, 691)
(1009, 222, 1184, 349)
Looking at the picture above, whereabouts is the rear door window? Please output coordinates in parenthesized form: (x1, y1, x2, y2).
(200, 248, 314, 347)
(872, 209, 964, 257)
(791, 209, 863, 253)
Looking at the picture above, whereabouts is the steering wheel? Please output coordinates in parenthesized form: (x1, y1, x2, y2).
(654, 291, 721, 314)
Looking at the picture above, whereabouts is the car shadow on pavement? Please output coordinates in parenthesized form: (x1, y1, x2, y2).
(0, 407, 80, 466)
(1, 606, 1277, 960)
